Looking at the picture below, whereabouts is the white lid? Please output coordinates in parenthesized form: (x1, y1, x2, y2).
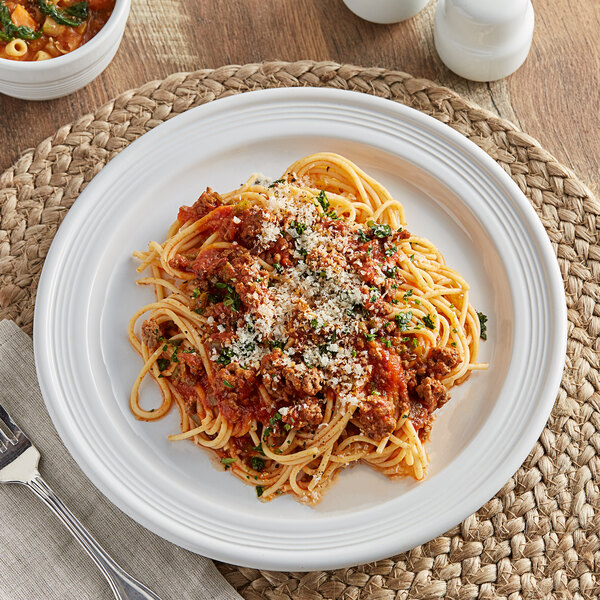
(435, 0, 534, 82)
(443, 0, 530, 46)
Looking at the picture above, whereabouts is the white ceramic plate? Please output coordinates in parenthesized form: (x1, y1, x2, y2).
(34, 88, 566, 571)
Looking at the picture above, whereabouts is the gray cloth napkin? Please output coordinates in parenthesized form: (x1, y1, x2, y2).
(0, 320, 243, 600)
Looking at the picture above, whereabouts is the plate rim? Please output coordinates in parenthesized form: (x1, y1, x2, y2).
(33, 87, 567, 570)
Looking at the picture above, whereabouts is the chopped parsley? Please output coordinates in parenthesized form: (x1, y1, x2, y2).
(223, 291, 241, 311)
(192, 287, 201, 298)
(402, 289, 413, 301)
(273, 262, 283, 274)
(290, 220, 307, 235)
(216, 347, 234, 366)
(252, 444, 265, 456)
(315, 189, 329, 212)
(213, 282, 241, 311)
(357, 229, 369, 243)
(256, 485, 264, 497)
(367, 220, 392, 238)
(156, 358, 170, 371)
(395, 311, 413, 332)
(223, 380, 234, 389)
(318, 343, 331, 355)
(478, 311, 488, 340)
(269, 412, 282, 425)
(268, 179, 285, 188)
(384, 245, 397, 257)
(365, 333, 376, 342)
(422, 314, 435, 329)
(220, 457, 236, 466)
(270, 340, 286, 350)
(251, 456, 265, 471)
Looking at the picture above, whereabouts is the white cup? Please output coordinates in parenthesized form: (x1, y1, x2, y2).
(434, 0, 534, 82)
(343, 0, 431, 24)
(0, 0, 131, 100)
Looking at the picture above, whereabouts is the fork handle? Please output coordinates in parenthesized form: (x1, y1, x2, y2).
(25, 472, 162, 600)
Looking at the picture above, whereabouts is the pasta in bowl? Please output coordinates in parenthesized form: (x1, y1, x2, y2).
(0, 0, 129, 99)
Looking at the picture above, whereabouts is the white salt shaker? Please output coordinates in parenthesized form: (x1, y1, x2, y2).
(343, 0, 430, 24)
(434, 0, 534, 82)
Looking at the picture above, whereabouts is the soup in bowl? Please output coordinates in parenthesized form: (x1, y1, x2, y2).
(0, 0, 130, 99)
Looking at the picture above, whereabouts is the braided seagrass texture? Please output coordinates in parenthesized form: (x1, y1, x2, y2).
(0, 61, 598, 600)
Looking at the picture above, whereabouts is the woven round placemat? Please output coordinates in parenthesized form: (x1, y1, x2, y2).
(1, 61, 598, 599)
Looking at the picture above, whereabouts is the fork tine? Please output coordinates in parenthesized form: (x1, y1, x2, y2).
(0, 404, 21, 446)
(0, 426, 13, 447)
(0, 402, 22, 440)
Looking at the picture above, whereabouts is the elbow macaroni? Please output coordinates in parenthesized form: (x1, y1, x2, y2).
(34, 50, 52, 61)
(5, 39, 27, 57)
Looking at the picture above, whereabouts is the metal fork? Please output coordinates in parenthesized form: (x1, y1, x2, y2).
(0, 402, 163, 600)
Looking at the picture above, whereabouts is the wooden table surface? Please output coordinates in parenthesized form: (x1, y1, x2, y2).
(1, 0, 599, 195)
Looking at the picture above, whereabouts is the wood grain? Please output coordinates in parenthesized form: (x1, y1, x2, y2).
(0, 0, 599, 195)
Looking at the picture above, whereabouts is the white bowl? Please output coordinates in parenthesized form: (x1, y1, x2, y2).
(0, 0, 130, 100)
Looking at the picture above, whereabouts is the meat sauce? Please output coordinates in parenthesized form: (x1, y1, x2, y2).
(142, 187, 461, 454)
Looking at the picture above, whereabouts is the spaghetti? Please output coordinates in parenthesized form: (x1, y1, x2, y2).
(129, 153, 487, 504)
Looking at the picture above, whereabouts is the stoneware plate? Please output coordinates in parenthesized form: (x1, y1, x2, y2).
(34, 87, 567, 571)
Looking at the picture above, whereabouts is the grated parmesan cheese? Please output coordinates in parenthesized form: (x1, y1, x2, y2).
(207, 182, 388, 407)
